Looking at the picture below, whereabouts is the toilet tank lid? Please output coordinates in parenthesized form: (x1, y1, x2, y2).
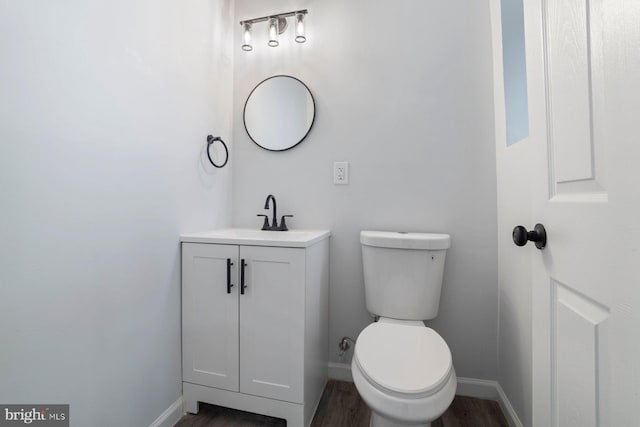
(360, 231, 451, 250)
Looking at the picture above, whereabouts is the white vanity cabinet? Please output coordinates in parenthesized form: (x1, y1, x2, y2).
(180, 229, 330, 427)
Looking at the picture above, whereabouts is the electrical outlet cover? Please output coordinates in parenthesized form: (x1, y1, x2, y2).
(333, 161, 349, 185)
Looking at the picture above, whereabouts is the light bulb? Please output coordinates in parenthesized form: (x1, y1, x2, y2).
(268, 17, 279, 47)
(295, 12, 306, 43)
(242, 22, 253, 51)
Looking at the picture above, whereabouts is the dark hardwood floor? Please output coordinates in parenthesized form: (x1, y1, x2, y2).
(175, 380, 509, 427)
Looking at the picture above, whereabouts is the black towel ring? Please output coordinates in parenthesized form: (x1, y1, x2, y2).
(206, 135, 229, 168)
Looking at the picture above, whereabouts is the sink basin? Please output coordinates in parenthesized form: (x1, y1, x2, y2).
(180, 228, 330, 248)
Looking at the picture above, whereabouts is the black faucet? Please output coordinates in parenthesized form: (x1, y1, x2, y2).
(258, 194, 293, 231)
(264, 194, 277, 229)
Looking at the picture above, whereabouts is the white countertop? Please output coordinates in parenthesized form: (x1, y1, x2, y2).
(180, 228, 331, 248)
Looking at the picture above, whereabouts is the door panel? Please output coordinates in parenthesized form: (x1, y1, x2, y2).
(543, 0, 607, 200)
(545, 0, 594, 185)
(239, 245, 305, 403)
(553, 279, 609, 427)
(523, 0, 640, 426)
(182, 243, 239, 391)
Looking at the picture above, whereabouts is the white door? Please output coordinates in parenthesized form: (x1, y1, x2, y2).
(182, 243, 239, 391)
(523, 1, 640, 426)
(239, 245, 305, 403)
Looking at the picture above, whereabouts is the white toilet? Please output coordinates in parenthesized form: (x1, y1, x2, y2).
(352, 231, 456, 427)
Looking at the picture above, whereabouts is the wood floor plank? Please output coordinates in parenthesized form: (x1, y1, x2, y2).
(310, 380, 370, 427)
(175, 403, 286, 427)
(432, 395, 509, 427)
(175, 380, 509, 427)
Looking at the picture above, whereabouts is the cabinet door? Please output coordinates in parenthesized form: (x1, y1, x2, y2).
(239, 245, 305, 403)
(182, 243, 239, 391)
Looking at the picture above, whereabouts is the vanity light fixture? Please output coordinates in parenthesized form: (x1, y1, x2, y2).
(268, 17, 279, 47)
(241, 22, 253, 51)
(295, 12, 306, 43)
(239, 9, 308, 51)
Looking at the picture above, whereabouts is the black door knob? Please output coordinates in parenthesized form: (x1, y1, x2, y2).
(512, 224, 547, 249)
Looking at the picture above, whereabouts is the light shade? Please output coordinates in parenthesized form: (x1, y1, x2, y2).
(242, 22, 253, 51)
(295, 12, 306, 43)
(268, 17, 279, 47)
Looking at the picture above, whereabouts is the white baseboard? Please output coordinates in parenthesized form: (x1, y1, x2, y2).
(456, 378, 522, 427)
(149, 396, 184, 427)
(456, 377, 499, 400)
(328, 362, 353, 382)
(327, 364, 522, 427)
(496, 383, 524, 427)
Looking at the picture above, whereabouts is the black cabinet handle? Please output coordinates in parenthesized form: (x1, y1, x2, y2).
(240, 259, 247, 295)
(513, 224, 547, 249)
(226, 258, 234, 294)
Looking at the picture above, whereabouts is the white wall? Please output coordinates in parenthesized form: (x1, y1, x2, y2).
(0, 1, 233, 426)
(490, 0, 532, 424)
(232, 0, 499, 380)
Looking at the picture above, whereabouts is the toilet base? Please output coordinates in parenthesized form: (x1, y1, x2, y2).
(370, 412, 430, 427)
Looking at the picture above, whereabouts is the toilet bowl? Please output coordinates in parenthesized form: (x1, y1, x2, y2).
(351, 318, 456, 427)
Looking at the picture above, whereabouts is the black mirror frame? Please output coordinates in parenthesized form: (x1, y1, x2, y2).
(243, 75, 316, 152)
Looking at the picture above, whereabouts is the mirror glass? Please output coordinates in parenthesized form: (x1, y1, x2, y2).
(243, 75, 315, 151)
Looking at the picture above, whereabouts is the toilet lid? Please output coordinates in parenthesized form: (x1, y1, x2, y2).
(354, 322, 452, 397)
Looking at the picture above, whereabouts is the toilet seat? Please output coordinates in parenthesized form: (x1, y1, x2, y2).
(353, 321, 452, 399)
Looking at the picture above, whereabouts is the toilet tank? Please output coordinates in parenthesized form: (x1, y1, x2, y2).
(360, 231, 450, 321)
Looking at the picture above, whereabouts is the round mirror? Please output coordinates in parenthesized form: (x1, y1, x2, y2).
(243, 75, 315, 151)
